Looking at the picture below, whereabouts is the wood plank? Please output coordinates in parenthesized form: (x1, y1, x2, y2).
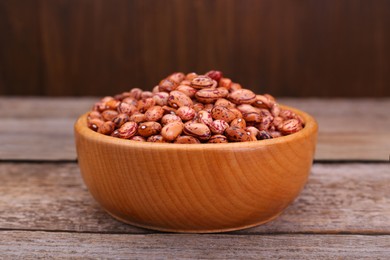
(0, 98, 389, 160)
(0, 163, 389, 234)
(0, 231, 389, 258)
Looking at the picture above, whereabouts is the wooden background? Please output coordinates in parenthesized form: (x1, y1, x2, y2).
(0, 0, 389, 97)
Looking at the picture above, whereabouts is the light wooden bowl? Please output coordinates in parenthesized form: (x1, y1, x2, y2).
(74, 105, 318, 233)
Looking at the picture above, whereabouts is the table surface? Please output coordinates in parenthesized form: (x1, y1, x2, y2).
(0, 97, 389, 259)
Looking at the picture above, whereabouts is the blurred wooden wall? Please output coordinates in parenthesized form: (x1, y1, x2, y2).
(0, 0, 389, 97)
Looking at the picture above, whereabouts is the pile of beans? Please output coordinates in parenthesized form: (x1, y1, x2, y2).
(87, 71, 304, 143)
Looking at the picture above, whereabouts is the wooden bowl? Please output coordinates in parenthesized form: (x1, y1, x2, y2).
(74, 105, 318, 233)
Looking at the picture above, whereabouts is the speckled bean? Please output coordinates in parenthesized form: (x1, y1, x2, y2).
(183, 122, 211, 141)
(174, 135, 201, 144)
(279, 119, 302, 134)
(208, 134, 228, 143)
(211, 106, 236, 123)
(191, 76, 215, 89)
(161, 121, 184, 141)
(145, 106, 164, 122)
(137, 121, 162, 137)
(225, 126, 251, 142)
(209, 120, 229, 134)
(228, 89, 257, 104)
(176, 106, 196, 121)
(117, 121, 138, 139)
(168, 91, 193, 108)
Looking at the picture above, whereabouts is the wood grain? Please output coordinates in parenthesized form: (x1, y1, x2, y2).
(0, 98, 389, 161)
(1, 0, 390, 97)
(0, 163, 388, 234)
(0, 231, 389, 258)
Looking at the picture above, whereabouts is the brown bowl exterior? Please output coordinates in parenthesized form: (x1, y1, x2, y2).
(74, 105, 318, 233)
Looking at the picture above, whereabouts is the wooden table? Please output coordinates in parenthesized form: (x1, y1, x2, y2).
(0, 98, 389, 258)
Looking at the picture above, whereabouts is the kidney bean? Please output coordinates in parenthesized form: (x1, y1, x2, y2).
(112, 113, 129, 127)
(117, 122, 138, 139)
(138, 122, 162, 137)
(183, 122, 211, 141)
(176, 106, 196, 121)
(130, 136, 146, 142)
(196, 110, 213, 127)
(168, 72, 185, 84)
(209, 120, 229, 134)
(174, 135, 201, 144)
(159, 78, 177, 92)
(230, 118, 246, 129)
(208, 134, 228, 143)
(225, 126, 252, 142)
(147, 135, 167, 143)
(176, 85, 197, 98)
(279, 119, 303, 134)
(191, 76, 215, 89)
(211, 106, 236, 123)
(161, 121, 184, 141)
(145, 106, 164, 122)
(101, 110, 119, 121)
(152, 92, 169, 106)
(168, 90, 193, 108)
(161, 114, 182, 125)
(205, 70, 223, 81)
(228, 89, 257, 104)
(195, 87, 229, 103)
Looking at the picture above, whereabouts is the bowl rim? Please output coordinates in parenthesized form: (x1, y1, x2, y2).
(74, 104, 318, 151)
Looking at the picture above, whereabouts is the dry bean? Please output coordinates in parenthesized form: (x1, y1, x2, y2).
(185, 72, 198, 81)
(253, 94, 274, 109)
(161, 121, 184, 141)
(192, 103, 205, 112)
(219, 78, 232, 90)
(195, 87, 229, 103)
(137, 122, 162, 137)
(174, 135, 201, 144)
(271, 103, 280, 117)
(225, 126, 251, 142)
(117, 122, 138, 139)
(112, 113, 129, 127)
(98, 121, 116, 135)
(279, 119, 302, 134)
(88, 111, 102, 120)
(159, 78, 177, 92)
(88, 118, 104, 131)
(228, 89, 256, 104)
(168, 72, 185, 84)
(191, 76, 215, 89)
(129, 88, 143, 100)
(205, 70, 223, 82)
(215, 98, 235, 108)
(152, 92, 169, 106)
(117, 102, 137, 115)
(130, 136, 146, 142)
(129, 113, 146, 123)
(211, 106, 236, 123)
(147, 135, 166, 143)
(229, 108, 243, 119)
(105, 99, 120, 110)
(242, 112, 261, 123)
(101, 110, 119, 121)
(230, 83, 242, 92)
(183, 122, 211, 141)
(122, 97, 138, 106)
(137, 98, 156, 113)
(245, 126, 260, 138)
(161, 114, 182, 125)
(230, 118, 246, 129)
(208, 134, 228, 143)
(196, 110, 213, 127)
(145, 106, 164, 122)
(176, 85, 197, 98)
(168, 90, 193, 108)
(176, 106, 196, 121)
(141, 91, 153, 100)
(204, 103, 214, 113)
(162, 105, 177, 115)
(209, 120, 229, 134)
(258, 130, 273, 140)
